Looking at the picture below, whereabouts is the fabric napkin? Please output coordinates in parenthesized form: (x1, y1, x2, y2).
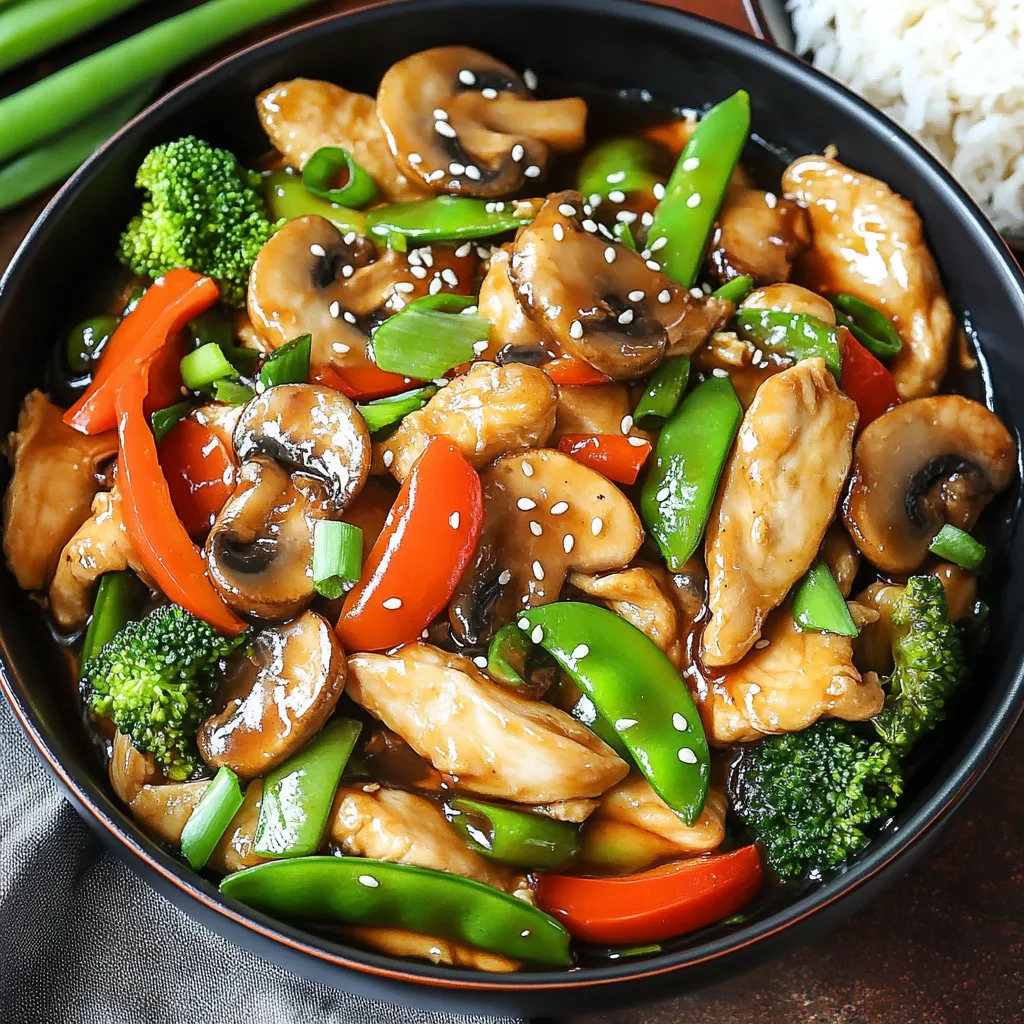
(0, 698, 525, 1024)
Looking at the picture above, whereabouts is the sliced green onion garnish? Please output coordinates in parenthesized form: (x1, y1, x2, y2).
(181, 342, 235, 390)
(929, 524, 986, 570)
(180, 767, 245, 870)
(259, 334, 311, 389)
(829, 293, 902, 359)
(712, 275, 754, 304)
(578, 137, 662, 203)
(302, 145, 379, 210)
(487, 622, 533, 687)
(370, 294, 489, 379)
(150, 400, 192, 443)
(187, 310, 233, 349)
(793, 563, 858, 636)
(214, 379, 257, 406)
(81, 571, 146, 665)
(313, 520, 363, 599)
(260, 169, 367, 235)
(356, 385, 437, 434)
(387, 230, 407, 253)
(633, 356, 690, 430)
(612, 221, 637, 251)
(366, 196, 532, 242)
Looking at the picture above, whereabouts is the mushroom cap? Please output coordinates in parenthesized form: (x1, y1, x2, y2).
(843, 395, 1016, 573)
(234, 383, 370, 514)
(376, 46, 586, 198)
(205, 457, 329, 621)
(449, 448, 644, 644)
(198, 610, 346, 777)
(508, 191, 706, 380)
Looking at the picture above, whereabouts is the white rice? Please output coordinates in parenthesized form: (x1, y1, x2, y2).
(787, 0, 1024, 234)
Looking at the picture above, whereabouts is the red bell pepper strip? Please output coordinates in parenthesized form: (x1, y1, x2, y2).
(542, 355, 610, 387)
(159, 418, 236, 537)
(536, 846, 763, 945)
(557, 433, 653, 485)
(311, 362, 421, 402)
(839, 328, 902, 429)
(336, 437, 482, 652)
(65, 269, 217, 434)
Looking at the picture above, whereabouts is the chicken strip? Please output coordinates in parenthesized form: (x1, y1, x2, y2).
(702, 359, 858, 667)
(340, 927, 519, 973)
(783, 154, 955, 399)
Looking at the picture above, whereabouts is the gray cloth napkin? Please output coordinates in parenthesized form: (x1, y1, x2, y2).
(0, 698, 525, 1024)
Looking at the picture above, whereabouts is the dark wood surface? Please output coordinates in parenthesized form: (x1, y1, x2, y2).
(2, 2, 1023, 1021)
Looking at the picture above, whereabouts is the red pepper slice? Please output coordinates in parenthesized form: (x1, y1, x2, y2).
(557, 433, 653, 484)
(839, 327, 902, 429)
(65, 269, 217, 434)
(536, 846, 763, 945)
(311, 363, 421, 402)
(542, 355, 611, 387)
(159, 418, 236, 538)
(336, 437, 482, 652)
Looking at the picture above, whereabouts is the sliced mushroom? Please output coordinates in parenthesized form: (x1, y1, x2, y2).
(477, 245, 555, 362)
(340, 927, 520, 973)
(702, 359, 858, 667)
(843, 395, 1015, 574)
(509, 191, 725, 379)
(527, 798, 598, 823)
(208, 780, 269, 873)
(783, 153, 955, 399)
(3, 390, 117, 591)
(346, 643, 629, 802)
(378, 361, 557, 481)
(257, 79, 428, 200)
(129, 781, 210, 846)
(552, 383, 651, 443)
(376, 47, 586, 197)
(198, 610, 345, 778)
(109, 731, 162, 805)
(449, 449, 643, 645)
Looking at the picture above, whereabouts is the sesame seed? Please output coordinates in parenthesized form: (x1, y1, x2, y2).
(427, 169, 445, 182)
(628, 290, 645, 302)
(494, 202, 505, 212)
(499, 569, 512, 585)
(581, 218, 597, 232)
(558, 203, 576, 216)
(382, 597, 402, 610)
(408, 152, 422, 165)
(765, 192, 778, 209)
(615, 718, 638, 730)
(309, 243, 326, 257)
(589, 193, 602, 207)
(563, 534, 575, 553)
(409, 265, 428, 280)
(435, 120, 457, 138)
(358, 874, 380, 887)
(524, 165, 541, 178)
(344, 231, 357, 244)
(550, 501, 569, 515)
(658, 289, 672, 303)
(342, 265, 354, 278)
(472, 340, 489, 355)
(329, 300, 340, 318)
(569, 320, 583, 339)
(418, 248, 434, 267)
(433, 108, 449, 120)
(616, 211, 637, 224)
(617, 309, 634, 325)
(461, 305, 478, 315)
(511, 143, 525, 162)
(383, 450, 394, 468)
(653, 182, 666, 200)
(606, 170, 626, 184)
(604, 246, 616, 264)
(441, 268, 459, 287)
(646, 259, 662, 271)
(628, 436, 647, 447)
(650, 235, 668, 251)
(481, 87, 498, 99)
(451, 242, 470, 258)
(678, 747, 698, 764)
(465, 165, 481, 180)
(485, 202, 496, 213)
(518, 617, 530, 630)
(754, 638, 771, 650)
(394, 281, 415, 293)
(641, 211, 654, 227)
(682, 156, 700, 171)
(524, 68, 538, 90)
(621, 415, 634, 433)
(531, 623, 544, 642)
(522, 462, 534, 477)
(656, 487, 670, 502)
(608, 189, 626, 203)
(672, 712, 689, 731)
(449, 162, 466, 175)
(591, 517, 603, 536)
(689, 287, 704, 299)
(343, 311, 357, 324)
(598, 224, 615, 240)
(529, 521, 542, 536)
(449, 511, 461, 529)
(474, 655, 488, 668)
(686, 192, 702, 208)
(429, 277, 443, 295)
(552, 223, 565, 241)
(332, 342, 350, 354)
(458, 69, 476, 85)
(421, 629, 430, 639)
(532, 561, 545, 581)
(517, 497, 537, 510)
(571, 644, 590, 660)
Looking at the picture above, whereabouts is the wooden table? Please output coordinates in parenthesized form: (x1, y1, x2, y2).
(2, 2, 1022, 1021)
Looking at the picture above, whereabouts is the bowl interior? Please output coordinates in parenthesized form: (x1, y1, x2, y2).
(2, 0, 1024, 1010)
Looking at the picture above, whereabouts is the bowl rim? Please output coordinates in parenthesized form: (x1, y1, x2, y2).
(3, 0, 1024, 995)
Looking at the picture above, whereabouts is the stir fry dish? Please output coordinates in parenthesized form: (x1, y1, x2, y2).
(4, 47, 1016, 973)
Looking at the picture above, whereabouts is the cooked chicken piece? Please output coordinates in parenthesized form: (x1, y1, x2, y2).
(702, 602, 884, 744)
(208, 780, 269, 874)
(552, 382, 653, 443)
(358, 725, 445, 792)
(50, 486, 151, 631)
(477, 246, 554, 362)
(130, 781, 210, 846)
(741, 282, 836, 324)
(692, 332, 786, 408)
(528, 798, 599, 823)
(109, 731, 162, 805)
(257, 79, 427, 201)
(329, 784, 527, 896)
(3, 391, 117, 591)
(702, 359, 858, 667)
(820, 522, 861, 598)
(783, 154, 955, 399)
(378, 362, 557, 481)
(570, 567, 683, 668)
(341, 927, 520, 972)
(579, 773, 726, 874)
(347, 643, 629, 803)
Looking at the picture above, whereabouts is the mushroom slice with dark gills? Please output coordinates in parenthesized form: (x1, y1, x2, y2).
(476, 246, 555, 364)
(509, 192, 728, 380)
(449, 449, 643, 645)
(843, 395, 1015, 574)
(376, 46, 586, 198)
(198, 610, 346, 778)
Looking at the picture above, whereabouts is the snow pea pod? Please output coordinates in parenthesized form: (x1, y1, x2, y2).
(829, 292, 902, 359)
(301, 145, 379, 209)
(260, 170, 366, 235)
(220, 857, 573, 966)
(520, 602, 710, 825)
(632, 356, 690, 430)
(733, 308, 842, 380)
(793, 563, 858, 637)
(577, 137, 662, 203)
(366, 196, 532, 242)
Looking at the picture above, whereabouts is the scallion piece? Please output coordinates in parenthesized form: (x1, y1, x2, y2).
(81, 571, 146, 664)
(180, 767, 245, 870)
(929, 524, 986, 570)
(633, 356, 690, 430)
(356, 385, 437, 434)
(487, 622, 533, 687)
(261, 169, 367, 235)
(829, 293, 902, 359)
(370, 294, 489, 379)
(612, 221, 638, 251)
(150, 401, 191, 443)
(387, 230, 407, 253)
(712, 275, 754, 304)
(793, 563, 858, 637)
(313, 520, 363, 599)
(302, 145, 379, 210)
(366, 196, 532, 242)
(214, 379, 257, 406)
(181, 342, 235, 390)
(259, 334, 311, 389)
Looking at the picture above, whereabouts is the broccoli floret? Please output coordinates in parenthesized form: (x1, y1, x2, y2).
(873, 575, 966, 755)
(730, 721, 903, 880)
(118, 136, 272, 306)
(83, 604, 243, 780)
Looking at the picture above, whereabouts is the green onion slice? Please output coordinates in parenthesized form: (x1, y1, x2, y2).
(259, 334, 311, 389)
(367, 196, 532, 242)
(792, 563, 858, 637)
(612, 221, 638, 251)
(81, 571, 146, 665)
(180, 767, 245, 870)
(633, 356, 690, 430)
(181, 342, 235, 390)
(261, 169, 367, 236)
(356, 385, 437, 434)
(829, 293, 902, 359)
(150, 401, 192, 443)
(712, 275, 754, 304)
(313, 520, 363, 600)
(302, 146, 380, 210)
(214, 379, 257, 406)
(929, 524, 986, 571)
(487, 622, 533, 687)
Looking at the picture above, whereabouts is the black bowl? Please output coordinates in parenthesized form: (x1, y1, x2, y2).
(2, 0, 1024, 1014)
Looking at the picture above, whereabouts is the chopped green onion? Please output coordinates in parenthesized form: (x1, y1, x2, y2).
(181, 342, 235, 390)
(187, 310, 233, 349)
(312, 520, 363, 599)
(612, 221, 638, 251)
(260, 169, 367, 235)
(712, 275, 754, 304)
(387, 230, 407, 252)
(487, 622, 533, 687)
(829, 293, 902, 359)
(577, 137, 662, 203)
(356, 385, 437, 434)
(929, 524, 986, 570)
(150, 401, 191, 443)
(214, 379, 257, 406)
(302, 145, 379, 210)
(66, 315, 118, 375)
(366, 196, 532, 242)
(259, 334, 311, 389)
(370, 294, 489, 379)
(733, 309, 843, 380)
(793, 563, 858, 636)
(180, 767, 245, 870)
(633, 356, 690, 430)
(81, 571, 146, 664)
